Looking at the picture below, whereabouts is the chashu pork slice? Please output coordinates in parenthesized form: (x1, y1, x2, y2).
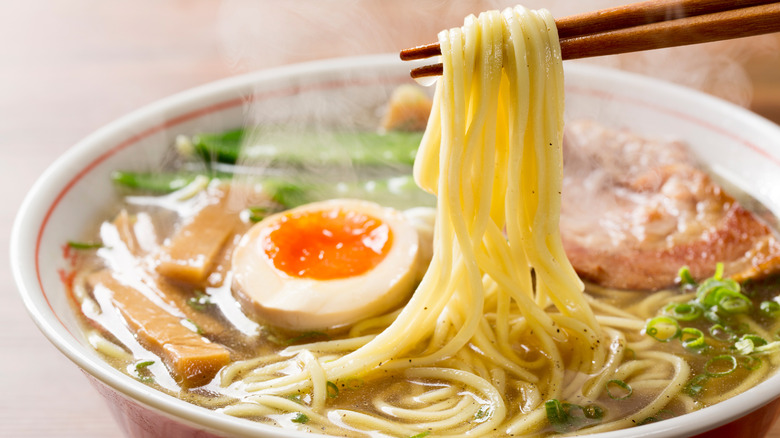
(560, 120, 780, 291)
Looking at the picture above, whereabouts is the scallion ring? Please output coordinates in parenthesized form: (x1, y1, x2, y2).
(704, 355, 738, 377)
(760, 300, 780, 318)
(680, 327, 706, 350)
(685, 374, 709, 397)
(739, 355, 763, 371)
(663, 303, 702, 321)
(606, 379, 633, 400)
(326, 381, 339, 398)
(645, 316, 680, 342)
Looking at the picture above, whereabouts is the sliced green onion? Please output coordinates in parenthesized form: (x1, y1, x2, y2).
(409, 432, 431, 438)
(246, 205, 277, 222)
(754, 341, 780, 354)
(67, 241, 104, 250)
(545, 399, 603, 432)
(345, 377, 364, 390)
(740, 356, 763, 371)
(638, 416, 660, 425)
(678, 266, 696, 286)
(663, 303, 702, 321)
(581, 404, 605, 420)
(735, 335, 768, 355)
(639, 409, 675, 425)
(696, 278, 741, 308)
(326, 381, 339, 398)
(714, 262, 725, 280)
(186, 290, 212, 311)
(703, 309, 724, 325)
(709, 324, 736, 342)
(685, 374, 709, 397)
(760, 300, 780, 318)
(545, 399, 569, 433)
(606, 379, 633, 400)
(717, 291, 752, 314)
(645, 316, 680, 342)
(704, 355, 738, 377)
(181, 318, 203, 335)
(287, 393, 302, 403)
(291, 413, 309, 424)
(680, 327, 706, 350)
(134, 360, 155, 371)
(131, 360, 155, 383)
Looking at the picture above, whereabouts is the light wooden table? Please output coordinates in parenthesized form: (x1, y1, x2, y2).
(2, 1, 779, 437)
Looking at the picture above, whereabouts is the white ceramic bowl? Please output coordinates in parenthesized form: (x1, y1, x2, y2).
(11, 54, 780, 438)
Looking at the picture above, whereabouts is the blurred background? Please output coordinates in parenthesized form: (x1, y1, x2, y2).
(1, 1, 778, 436)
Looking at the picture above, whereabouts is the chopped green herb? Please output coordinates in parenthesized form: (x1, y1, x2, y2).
(287, 394, 303, 403)
(680, 327, 706, 350)
(409, 432, 430, 438)
(181, 318, 203, 335)
(246, 205, 276, 222)
(760, 300, 780, 318)
(735, 334, 768, 355)
(291, 412, 309, 424)
(544, 399, 604, 433)
(645, 316, 680, 342)
(326, 381, 339, 399)
(740, 355, 763, 371)
(67, 241, 104, 250)
(709, 324, 736, 342)
(131, 360, 155, 383)
(685, 374, 709, 397)
(186, 290, 212, 311)
(606, 379, 632, 400)
(134, 360, 155, 371)
(662, 302, 702, 321)
(704, 355, 738, 377)
(345, 377, 364, 390)
(678, 266, 696, 286)
(267, 180, 312, 209)
(111, 170, 202, 193)
(474, 406, 490, 420)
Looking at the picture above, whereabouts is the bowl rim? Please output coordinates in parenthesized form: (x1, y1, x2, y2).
(11, 53, 780, 438)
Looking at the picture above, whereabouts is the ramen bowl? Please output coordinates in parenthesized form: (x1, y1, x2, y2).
(11, 55, 780, 438)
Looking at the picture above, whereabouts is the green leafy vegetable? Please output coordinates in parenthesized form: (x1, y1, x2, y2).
(111, 170, 201, 193)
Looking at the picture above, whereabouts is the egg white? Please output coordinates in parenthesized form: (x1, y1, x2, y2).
(231, 199, 421, 331)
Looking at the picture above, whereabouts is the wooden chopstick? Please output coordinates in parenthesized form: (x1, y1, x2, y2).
(555, 0, 778, 39)
(400, 0, 780, 78)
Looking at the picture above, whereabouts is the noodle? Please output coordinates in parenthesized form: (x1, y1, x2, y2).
(222, 6, 614, 434)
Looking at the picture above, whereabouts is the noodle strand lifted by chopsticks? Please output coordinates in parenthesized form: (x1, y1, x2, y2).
(215, 6, 690, 436)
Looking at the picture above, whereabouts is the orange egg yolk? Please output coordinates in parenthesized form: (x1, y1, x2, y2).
(263, 208, 393, 280)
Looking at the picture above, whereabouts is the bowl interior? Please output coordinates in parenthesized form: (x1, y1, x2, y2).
(12, 54, 780, 438)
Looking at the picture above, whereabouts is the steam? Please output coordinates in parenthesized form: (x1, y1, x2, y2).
(217, 0, 777, 107)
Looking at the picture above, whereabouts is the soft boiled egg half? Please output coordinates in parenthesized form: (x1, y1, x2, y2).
(231, 199, 422, 331)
